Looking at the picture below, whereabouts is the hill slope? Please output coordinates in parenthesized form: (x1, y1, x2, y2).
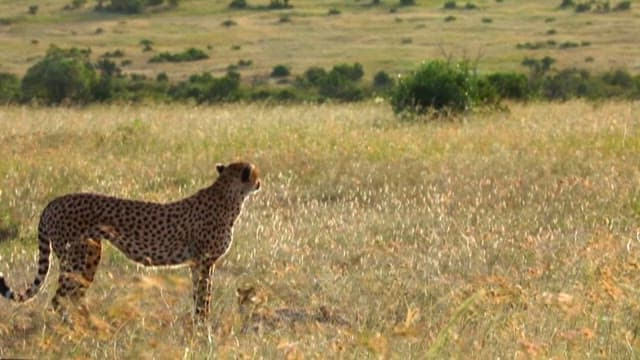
(1, 0, 639, 81)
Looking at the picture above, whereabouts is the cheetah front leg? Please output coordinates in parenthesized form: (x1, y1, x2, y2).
(191, 260, 215, 320)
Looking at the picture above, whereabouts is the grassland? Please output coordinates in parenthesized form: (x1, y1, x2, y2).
(0, 100, 639, 358)
(1, 0, 639, 82)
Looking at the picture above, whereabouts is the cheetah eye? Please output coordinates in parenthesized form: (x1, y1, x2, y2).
(241, 167, 251, 182)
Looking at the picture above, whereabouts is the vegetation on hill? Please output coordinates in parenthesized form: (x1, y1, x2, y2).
(2, 44, 639, 116)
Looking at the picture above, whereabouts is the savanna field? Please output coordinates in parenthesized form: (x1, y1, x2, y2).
(0, 101, 639, 358)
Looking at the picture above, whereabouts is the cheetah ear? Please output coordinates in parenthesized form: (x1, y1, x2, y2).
(216, 164, 226, 174)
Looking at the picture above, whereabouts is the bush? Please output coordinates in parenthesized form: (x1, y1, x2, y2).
(102, 49, 125, 58)
(317, 71, 364, 101)
(148, 48, 209, 63)
(104, 0, 145, 13)
(229, 0, 247, 8)
(99, 0, 176, 13)
(390, 60, 481, 114)
(373, 70, 395, 89)
(63, 0, 88, 10)
(169, 71, 241, 103)
(614, 1, 631, 11)
(543, 68, 592, 100)
(602, 69, 634, 88)
(28, 5, 38, 14)
(302, 67, 327, 87)
(222, 19, 237, 27)
(331, 63, 364, 82)
(21, 46, 97, 104)
(0, 72, 21, 104)
(294, 63, 366, 101)
(485, 72, 529, 100)
(443, 1, 457, 9)
(575, 3, 591, 12)
(140, 39, 153, 52)
(399, 0, 416, 6)
(271, 64, 290, 77)
(269, 0, 292, 9)
(559, 0, 575, 8)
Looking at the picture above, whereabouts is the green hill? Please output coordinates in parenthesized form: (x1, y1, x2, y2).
(1, 0, 638, 82)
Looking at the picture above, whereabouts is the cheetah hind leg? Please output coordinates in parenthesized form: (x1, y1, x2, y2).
(51, 237, 102, 324)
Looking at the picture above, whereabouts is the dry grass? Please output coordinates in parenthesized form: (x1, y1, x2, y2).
(0, 101, 639, 358)
(0, 0, 639, 80)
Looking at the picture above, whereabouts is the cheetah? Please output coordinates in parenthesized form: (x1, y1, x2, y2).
(0, 162, 260, 320)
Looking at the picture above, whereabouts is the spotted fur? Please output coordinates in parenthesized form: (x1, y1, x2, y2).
(0, 162, 260, 319)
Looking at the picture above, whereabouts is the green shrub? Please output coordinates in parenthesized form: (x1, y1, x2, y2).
(485, 72, 529, 100)
(102, 49, 125, 58)
(543, 68, 592, 100)
(222, 19, 237, 27)
(444, 15, 456, 22)
(559, 41, 579, 49)
(295, 63, 366, 101)
(92, 58, 124, 101)
(156, 72, 169, 82)
(229, 0, 247, 8)
(373, 70, 395, 89)
(390, 60, 481, 114)
(140, 39, 153, 52)
(317, 71, 364, 101)
(99, 0, 176, 13)
(104, 0, 145, 13)
(169, 71, 241, 103)
(602, 69, 634, 88)
(328, 8, 341, 15)
(559, 0, 575, 8)
(443, 1, 457, 9)
(148, 48, 209, 63)
(302, 67, 327, 87)
(28, 5, 38, 14)
(331, 63, 364, 82)
(269, 0, 292, 9)
(21, 46, 97, 104)
(465, 2, 478, 9)
(271, 64, 290, 77)
(614, 1, 631, 11)
(575, 3, 591, 12)
(399, 0, 416, 6)
(0, 72, 21, 104)
(64, 0, 88, 10)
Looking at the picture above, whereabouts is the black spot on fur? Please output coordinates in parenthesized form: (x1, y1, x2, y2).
(0, 276, 10, 298)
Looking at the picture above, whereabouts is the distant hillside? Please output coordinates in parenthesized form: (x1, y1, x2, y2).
(0, 0, 638, 81)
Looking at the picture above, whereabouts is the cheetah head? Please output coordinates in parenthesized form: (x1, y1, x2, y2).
(216, 162, 261, 195)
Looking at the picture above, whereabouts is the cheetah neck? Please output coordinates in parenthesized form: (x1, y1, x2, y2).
(189, 180, 247, 218)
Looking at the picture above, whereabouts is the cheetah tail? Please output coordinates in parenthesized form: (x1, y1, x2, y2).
(0, 232, 51, 303)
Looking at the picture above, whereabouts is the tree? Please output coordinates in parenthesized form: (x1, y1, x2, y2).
(21, 46, 97, 104)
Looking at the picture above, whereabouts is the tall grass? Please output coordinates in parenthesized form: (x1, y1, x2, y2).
(0, 101, 639, 358)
